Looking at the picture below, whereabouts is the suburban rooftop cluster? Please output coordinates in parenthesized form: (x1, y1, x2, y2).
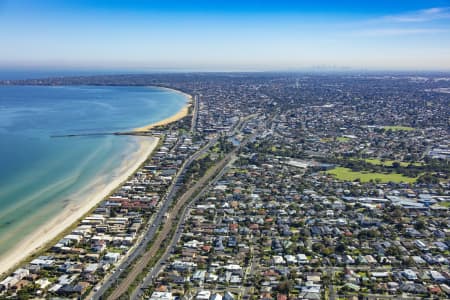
(0, 73, 448, 299)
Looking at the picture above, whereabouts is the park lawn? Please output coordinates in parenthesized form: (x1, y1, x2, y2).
(364, 158, 422, 167)
(196, 152, 210, 160)
(232, 168, 248, 174)
(321, 136, 352, 143)
(382, 125, 414, 131)
(439, 201, 450, 208)
(326, 167, 417, 184)
(320, 137, 333, 143)
(336, 136, 351, 142)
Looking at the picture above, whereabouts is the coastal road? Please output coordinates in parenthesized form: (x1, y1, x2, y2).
(191, 95, 199, 133)
(131, 157, 235, 300)
(97, 115, 257, 299)
(90, 138, 217, 300)
(108, 143, 235, 299)
(128, 119, 259, 299)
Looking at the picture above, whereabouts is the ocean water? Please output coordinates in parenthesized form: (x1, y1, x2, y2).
(0, 85, 187, 256)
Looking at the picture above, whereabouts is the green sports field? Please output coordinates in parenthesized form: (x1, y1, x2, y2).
(326, 167, 417, 183)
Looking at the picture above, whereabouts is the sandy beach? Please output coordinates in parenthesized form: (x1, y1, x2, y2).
(133, 87, 192, 132)
(0, 86, 191, 276)
(0, 136, 159, 276)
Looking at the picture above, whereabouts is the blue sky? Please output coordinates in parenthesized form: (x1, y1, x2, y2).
(1, 0, 449, 71)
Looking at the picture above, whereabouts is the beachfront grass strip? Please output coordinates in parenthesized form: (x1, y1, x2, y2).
(382, 125, 414, 131)
(326, 167, 417, 184)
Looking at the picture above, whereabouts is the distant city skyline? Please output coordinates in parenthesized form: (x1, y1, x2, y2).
(1, 0, 450, 71)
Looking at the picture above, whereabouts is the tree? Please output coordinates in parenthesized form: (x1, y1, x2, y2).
(312, 242, 324, 253)
(385, 246, 401, 257)
(414, 219, 426, 230)
(322, 247, 334, 256)
(276, 280, 292, 294)
(392, 162, 401, 169)
(395, 223, 404, 232)
(335, 243, 346, 253)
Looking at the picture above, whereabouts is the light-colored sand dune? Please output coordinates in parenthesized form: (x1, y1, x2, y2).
(0, 136, 159, 276)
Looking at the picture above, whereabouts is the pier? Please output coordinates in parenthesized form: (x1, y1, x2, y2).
(50, 131, 153, 138)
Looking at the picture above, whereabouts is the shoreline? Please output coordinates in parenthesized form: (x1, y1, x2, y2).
(0, 136, 159, 276)
(133, 87, 193, 132)
(0, 85, 193, 277)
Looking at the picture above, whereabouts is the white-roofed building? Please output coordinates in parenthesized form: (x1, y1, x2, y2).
(149, 292, 174, 300)
(196, 290, 211, 300)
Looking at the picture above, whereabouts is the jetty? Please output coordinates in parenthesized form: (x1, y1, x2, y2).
(50, 131, 153, 138)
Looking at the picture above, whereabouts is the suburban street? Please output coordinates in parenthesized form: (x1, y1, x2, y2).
(107, 143, 234, 299)
(131, 157, 235, 300)
(128, 118, 259, 299)
(90, 137, 217, 300)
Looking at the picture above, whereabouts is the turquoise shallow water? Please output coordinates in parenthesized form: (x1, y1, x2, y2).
(0, 85, 187, 256)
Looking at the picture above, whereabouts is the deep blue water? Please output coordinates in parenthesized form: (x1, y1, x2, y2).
(0, 69, 123, 80)
(0, 85, 187, 256)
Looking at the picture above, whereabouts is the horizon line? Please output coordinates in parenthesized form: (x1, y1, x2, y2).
(1, 66, 450, 74)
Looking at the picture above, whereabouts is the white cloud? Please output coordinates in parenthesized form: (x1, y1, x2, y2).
(353, 28, 448, 37)
(379, 7, 450, 23)
(350, 7, 450, 37)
